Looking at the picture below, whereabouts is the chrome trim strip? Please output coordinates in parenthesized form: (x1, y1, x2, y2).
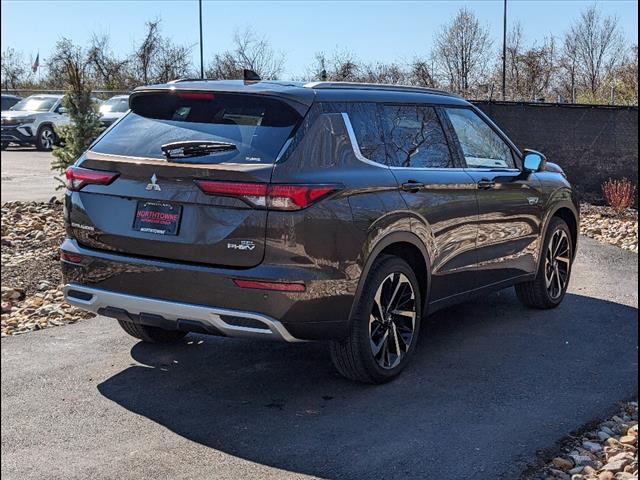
(340, 112, 388, 169)
(63, 284, 303, 343)
(341, 112, 523, 174)
(84, 150, 274, 170)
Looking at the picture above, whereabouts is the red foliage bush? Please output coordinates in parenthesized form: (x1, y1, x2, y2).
(602, 178, 636, 214)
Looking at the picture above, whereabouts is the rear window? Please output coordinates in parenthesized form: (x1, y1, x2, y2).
(91, 92, 302, 163)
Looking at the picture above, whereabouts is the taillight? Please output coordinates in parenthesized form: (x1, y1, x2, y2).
(194, 181, 338, 210)
(268, 185, 336, 210)
(65, 166, 119, 191)
(233, 279, 306, 292)
(194, 181, 269, 207)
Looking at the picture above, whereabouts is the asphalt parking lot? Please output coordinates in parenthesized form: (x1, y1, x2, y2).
(1, 149, 59, 203)
(1, 236, 638, 480)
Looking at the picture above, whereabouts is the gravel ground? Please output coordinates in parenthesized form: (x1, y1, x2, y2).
(524, 401, 638, 480)
(1, 200, 93, 336)
(580, 203, 638, 253)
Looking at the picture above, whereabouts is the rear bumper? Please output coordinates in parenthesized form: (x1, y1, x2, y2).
(64, 283, 301, 342)
(60, 238, 354, 341)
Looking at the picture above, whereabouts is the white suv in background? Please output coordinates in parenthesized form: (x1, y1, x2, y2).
(1, 94, 69, 150)
(99, 94, 130, 128)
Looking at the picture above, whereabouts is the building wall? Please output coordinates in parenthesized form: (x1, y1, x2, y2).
(474, 101, 638, 199)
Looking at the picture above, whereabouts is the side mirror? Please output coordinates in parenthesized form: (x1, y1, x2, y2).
(58, 107, 68, 115)
(523, 149, 546, 173)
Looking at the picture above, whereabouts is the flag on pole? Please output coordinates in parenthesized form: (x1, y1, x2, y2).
(32, 52, 39, 73)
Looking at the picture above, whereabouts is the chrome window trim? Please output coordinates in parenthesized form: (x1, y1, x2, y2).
(341, 112, 388, 168)
(342, 111, 472, 172)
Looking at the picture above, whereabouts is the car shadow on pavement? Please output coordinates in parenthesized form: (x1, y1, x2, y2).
(98, 290, 638, 480)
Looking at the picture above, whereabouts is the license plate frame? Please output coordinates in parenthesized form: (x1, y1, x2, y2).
(133, 201, 182, 236)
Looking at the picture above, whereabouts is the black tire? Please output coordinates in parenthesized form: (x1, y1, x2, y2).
(1, 142, 7, 150)
(35, 125, 56, 151)
(515, 217, 573, 309)
(330, 255, 422, 384)
(117, 319, 187, 344)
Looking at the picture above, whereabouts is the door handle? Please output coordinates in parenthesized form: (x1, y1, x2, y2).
(477, 178, 495, 190)
(401, 181, 425, 192)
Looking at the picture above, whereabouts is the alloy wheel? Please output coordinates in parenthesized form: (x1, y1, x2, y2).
(544, 229, 571, 300)
(40, 129, 54, 149)
(369, 272, 417, 369)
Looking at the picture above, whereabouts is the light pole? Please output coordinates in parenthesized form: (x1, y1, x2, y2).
(502, 0, 507, 101)
(199, 0, 204, 78)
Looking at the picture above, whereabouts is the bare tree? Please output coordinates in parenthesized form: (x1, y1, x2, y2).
(303, 50, 361, 82)
(504, 23, 524, 99)
(433, 8, 493, 95)
(613, 45, 638, 105)
(520, 37, 556, 101)
(154, 42, 193, 83)
(1, 47, 28, 90)
(558, 29, 580, 102)
(408, 59, 438, 88)
(130, 19, 193, 85)
(501, 24, 556, 101)
(360, 62, 408, 84)
(206, 28, 284, 80)
(567, 6, 625, 96)
(134, 19, 161, 85)
(87, 33, 132, 89)
(303, 51, 439, 88)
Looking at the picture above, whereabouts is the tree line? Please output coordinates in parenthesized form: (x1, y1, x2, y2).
(1, 6, 637, 105)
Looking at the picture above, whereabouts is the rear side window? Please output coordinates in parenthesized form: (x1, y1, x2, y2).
(380, 105, 453, 168)
(445, 108, 516, 169)
(91, 92, 302, 163)
(322, 102, 386, 164)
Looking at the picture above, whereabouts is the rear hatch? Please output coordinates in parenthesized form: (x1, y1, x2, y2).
(68, 90, 305, 268)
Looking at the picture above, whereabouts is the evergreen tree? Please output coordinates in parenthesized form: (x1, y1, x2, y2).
(49, 39, 103, 186)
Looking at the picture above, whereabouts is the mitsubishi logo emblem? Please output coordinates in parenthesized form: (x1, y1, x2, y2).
(146, 173, 161, 191)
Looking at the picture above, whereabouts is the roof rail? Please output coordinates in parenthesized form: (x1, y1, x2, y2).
(303, 81, 458, 97)
(167, 78, 209, 84)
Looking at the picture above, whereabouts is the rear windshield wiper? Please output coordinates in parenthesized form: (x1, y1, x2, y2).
(161, 140, 237, 160)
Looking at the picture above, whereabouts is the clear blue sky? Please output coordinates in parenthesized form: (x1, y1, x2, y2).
(1, 0, 638, 78)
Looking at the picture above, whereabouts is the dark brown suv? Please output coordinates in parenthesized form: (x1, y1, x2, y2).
(61, 80, 579, 383)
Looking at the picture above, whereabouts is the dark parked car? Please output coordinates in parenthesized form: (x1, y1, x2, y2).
(1, 94, 22, 111)
(61, 80, 579, 383)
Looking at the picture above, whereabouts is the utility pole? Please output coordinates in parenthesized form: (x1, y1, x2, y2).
(502, 0, 507, 101)
(199, 0, 204, 78)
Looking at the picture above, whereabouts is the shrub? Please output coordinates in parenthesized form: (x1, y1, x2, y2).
(49, 38, 104, 187)
(51, 92, 103, 179)
(601, 178, 636, 214)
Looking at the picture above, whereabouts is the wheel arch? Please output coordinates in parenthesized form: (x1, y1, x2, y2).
(36, 121, 55, 132)
(349, 231, 432, 323)
(552, 206, 579, 258)
(536, 202, 580, 274)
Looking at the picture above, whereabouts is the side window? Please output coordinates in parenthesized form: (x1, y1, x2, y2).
(323, 102, 386, 164)
(445, 108, 516, 169)
(380, 105, 453, 168)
